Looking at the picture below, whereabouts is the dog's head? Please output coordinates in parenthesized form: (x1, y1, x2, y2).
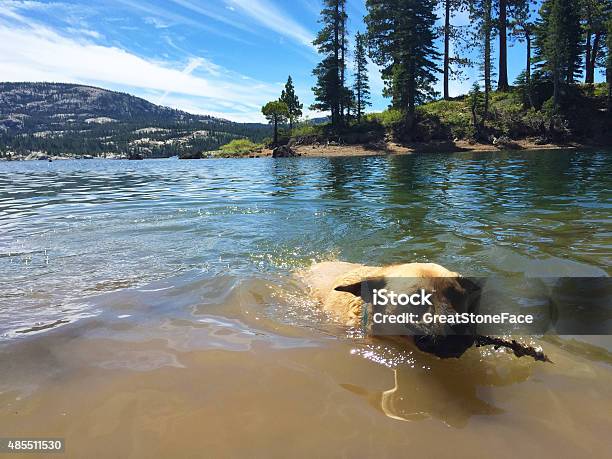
(334, 266, 481, 358)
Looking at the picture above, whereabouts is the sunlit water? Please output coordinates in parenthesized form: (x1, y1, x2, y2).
(0, 151, 611, 457)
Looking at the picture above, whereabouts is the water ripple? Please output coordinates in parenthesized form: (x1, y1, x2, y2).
(0, 151, 610, 337)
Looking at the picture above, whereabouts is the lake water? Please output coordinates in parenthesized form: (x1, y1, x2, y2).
(1, 150, 611, 457)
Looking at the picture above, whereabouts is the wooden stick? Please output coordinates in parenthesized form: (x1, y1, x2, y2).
(475, 335, 553, 363)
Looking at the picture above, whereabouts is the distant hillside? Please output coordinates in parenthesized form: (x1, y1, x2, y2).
(0, 82, 271, 158)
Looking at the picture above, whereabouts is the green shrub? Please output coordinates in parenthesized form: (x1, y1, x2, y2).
(366, 108, 404, 128)
(291, 123, 323, 137)
(490, 100, 526, 137)
(592, 82, 608, 98)
(418, 99, 471, 139)
(218, 138, 262, 155)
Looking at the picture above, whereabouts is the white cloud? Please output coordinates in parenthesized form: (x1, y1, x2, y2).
(65, 27, 103, 39)
(159, 94, 266, 123)
(168, 0, 254, 34)
(144, 16, 171, 29)
(114, 0, 251, 44)
(0, 10, 281, 121)
(225, 0, 315, 47)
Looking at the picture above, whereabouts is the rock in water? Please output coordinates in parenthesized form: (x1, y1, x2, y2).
(493, 136, 522, 150)
(25, 151, 49, 161)
(272, 145, 297, 158)
(128, 152, 144, 160)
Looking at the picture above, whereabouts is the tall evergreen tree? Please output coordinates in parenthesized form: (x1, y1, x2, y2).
(311, 0, 349, 129)
(353, 31, 371, 122)
(262, 100, 288, 146)
(510, 9, 535, 83)
(607, 17, 612, 111)
(497, 0, 529, 91)
(470, 0, 496, 117)
(498, 0, 510, 90)
(441, 0, 471, 99)
(280, 76, 303, 131)
(339, 0, 348, 119)
(510, 13, 536, 107)
(582, 0, 611, 84)
(365, 0, 440, 131)
(442, 0, 457, 99)
(533, 0, 583, 108)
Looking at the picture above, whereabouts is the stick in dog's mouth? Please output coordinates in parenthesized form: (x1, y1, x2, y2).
(475, 335, 553, 363)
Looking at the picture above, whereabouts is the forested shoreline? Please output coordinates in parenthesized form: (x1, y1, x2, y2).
(1, 0, 610, 160)
(255, 0, 611, 155)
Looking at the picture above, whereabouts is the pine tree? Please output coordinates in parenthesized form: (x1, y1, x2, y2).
(469, 0, 496, 117)
(280, 76, 303, 131)
(443, 0, 454, 99)
(262, 100, 288, 146)
(344, 88, 357, 123)
(497, 0, 530, 91)
(441, 0, 472, 99)
(469, 82, 485, 136)
(498, 0, 510, 90)
(311, 0, 349, 129)
(353, 32, 371, 122)
(583, 0, 611, 84)
(365, 0, 440, 132)
(607, 17, 612, 111)
(533, 0, 583, 108)
(510, 14, 536, 107)
(339, 0, 348, 119)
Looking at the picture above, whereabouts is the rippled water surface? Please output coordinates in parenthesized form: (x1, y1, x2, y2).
(2, 150, 610, 335)
(0, 150, 611, 457)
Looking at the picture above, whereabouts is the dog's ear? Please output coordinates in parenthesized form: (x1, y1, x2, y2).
(334, 281, 363, 297)
(334, 277, 386, 297)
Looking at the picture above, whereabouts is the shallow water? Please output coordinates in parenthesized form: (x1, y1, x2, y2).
(1, 151, 611, 457)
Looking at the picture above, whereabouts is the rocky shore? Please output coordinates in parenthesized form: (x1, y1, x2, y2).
(2, 138, 597, 162)
(1, 151, 137, 161)
(292, 138, 592, 157)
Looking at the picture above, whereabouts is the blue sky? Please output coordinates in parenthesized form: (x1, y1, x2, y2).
(0, 0, 605, 122)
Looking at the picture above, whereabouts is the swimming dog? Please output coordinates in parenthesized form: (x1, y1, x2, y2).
(300, 261, 481, 358)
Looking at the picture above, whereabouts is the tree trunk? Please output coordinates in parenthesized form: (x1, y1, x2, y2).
(553, 66, 560, 111)
(498, 0, 509, 91)
(606, 65, 612, 113)
(587, 32, 601, 84)
(526, 32, 534, 108)
(443, 0, 450, 99)
(585, 30, 592, 84)
(273, 118, 278, 146)
(357, 78, 362, 122)
(339, 4, 346, 124)
(484, 0, 491, 118)
(525, 32, 531, 83)
(407, 60, 416, 138)
(471, 105, 478, 131)
(333, 0, 340, 128)
(340, 3, 350, 124)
